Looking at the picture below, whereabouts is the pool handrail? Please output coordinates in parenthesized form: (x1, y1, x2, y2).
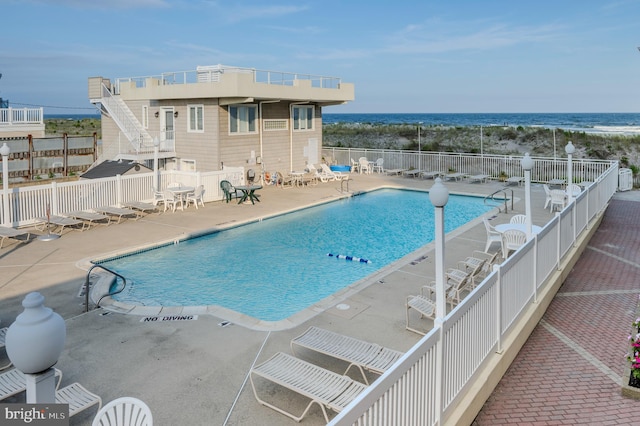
(84, 264, 127, 313)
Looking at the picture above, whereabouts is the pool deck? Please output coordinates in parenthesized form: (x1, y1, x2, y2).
(0, 174, 637, 425)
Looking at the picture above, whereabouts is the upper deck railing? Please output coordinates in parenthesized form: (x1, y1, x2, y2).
(0, 107, 44, 125)
(113, 65, 343, 94)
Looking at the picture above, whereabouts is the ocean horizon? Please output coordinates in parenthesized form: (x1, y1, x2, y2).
(45, 112, 640, 135)
(323, 112, 640, 135)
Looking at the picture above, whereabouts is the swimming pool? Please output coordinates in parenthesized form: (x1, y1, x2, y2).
(96, 189, 492, 322)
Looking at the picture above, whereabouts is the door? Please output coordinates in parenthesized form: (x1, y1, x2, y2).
(160, 108, 175, 144)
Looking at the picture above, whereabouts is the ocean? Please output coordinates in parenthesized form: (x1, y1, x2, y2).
(323, 112, 640, 135)
(45, 112, 640, 135)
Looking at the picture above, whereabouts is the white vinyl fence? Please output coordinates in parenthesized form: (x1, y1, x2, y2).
(329, 162, 618, 425)
(0, 168, 244, 227)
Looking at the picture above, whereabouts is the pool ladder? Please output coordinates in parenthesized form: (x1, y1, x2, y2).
(484, 187, 514, 213)
(84, 264, 127, 313)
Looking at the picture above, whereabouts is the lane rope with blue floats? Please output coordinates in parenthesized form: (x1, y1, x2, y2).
(327, 253, 371, 264)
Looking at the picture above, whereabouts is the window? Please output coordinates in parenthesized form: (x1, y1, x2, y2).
(188, 105, 204, 132)
(293, 105, 314, 130)
(142, 105, 148, 129)
(229, 104, 257, 134)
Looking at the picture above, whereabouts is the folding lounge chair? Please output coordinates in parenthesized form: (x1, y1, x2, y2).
(468, 174, 490, 183)
(56, 382, 102, 418)
(250, 352, 367, 423)
(290, 326, 404, 384)
(0, 327, 12, 370)
(420, 170, 442, 179)
(458, 250, 499, 281)
(122, 201, 158, 217)
(320, 163, 348, 181)
(506, 176, 524, 186)
(64, 211, 111, 230)
(0, 368, 62, 401)
(0, 226, 30, 249)
(402, 169, 422, 178)
(92, 396, 152, 426)
(35, 215, 83, 234)
(444, 172, 465, 181)
(406, 291, 437, 335)
(94, 206, 138, 224)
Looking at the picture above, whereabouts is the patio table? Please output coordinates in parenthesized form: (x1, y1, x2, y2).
(235, 185, 262, 204)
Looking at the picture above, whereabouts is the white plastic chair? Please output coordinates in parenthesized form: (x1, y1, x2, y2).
(358, 157, 372, 174)
(483, 217, 502, 252)
(543, 184, 552, 209)
(510, 214, 527, 224)
(372, 158, 384, 173)
(186, 185, 205, 209)
(501, 229, 527, 258)
(92, 397, 153, 426)
(162, 190, 178, 212)
(549, 189, 566, 212)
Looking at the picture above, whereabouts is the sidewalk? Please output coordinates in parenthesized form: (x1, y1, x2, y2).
(473, 191, 640, 425)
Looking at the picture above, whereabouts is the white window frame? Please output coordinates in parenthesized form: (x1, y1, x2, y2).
(142, 105, 149, 129)
(228, 104, 258, 134)
(188, 104, 204, 133)
(293, 105, 314, 131)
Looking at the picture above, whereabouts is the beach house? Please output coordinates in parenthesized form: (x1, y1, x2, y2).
(88, 65, 354, 175)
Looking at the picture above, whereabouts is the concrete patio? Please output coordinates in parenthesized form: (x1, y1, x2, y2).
(0, 173, 599, 425)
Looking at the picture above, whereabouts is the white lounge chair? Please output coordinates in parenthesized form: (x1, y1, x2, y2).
(444, 172, 465, 181)
(458, 250, 500, 281)
(402, 169, 423, 178)
(320, 163, 348, 181)
(92, 396, 152, 426)
(406, 291, 437, 335)
(56, 382, 102, 418)
(0, 327, 11, 370)
(0, 368, 62, 401)
(506, 176, 524, 186)
(468, 174, 490, 183)
(418, 170, 440, 179)
(35, 215, 83, 234)
(250, 352, 367, 423)
(290, 326, 403, 384)
(122, 201, 158, 217)
(64, 211, 111, 229)
(0, 226, 31, 249)
(94, 206, 138, 223)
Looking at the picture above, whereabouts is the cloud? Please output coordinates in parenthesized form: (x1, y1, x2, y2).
(383, 20, 563, 55)
(25, 0, 170, 9)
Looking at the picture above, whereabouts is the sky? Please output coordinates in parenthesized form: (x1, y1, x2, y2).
(1, 0, 640, 114)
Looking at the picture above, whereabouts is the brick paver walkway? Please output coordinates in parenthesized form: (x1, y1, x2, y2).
(473, 198, 640, 425)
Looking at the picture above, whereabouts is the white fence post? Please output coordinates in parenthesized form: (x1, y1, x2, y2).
(116, 174, 123, 206)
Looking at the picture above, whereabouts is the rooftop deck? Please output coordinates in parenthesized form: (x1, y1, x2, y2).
(0, 174, 635, 424)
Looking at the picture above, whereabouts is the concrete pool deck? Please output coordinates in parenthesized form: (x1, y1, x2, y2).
(0, 174, 630, 425)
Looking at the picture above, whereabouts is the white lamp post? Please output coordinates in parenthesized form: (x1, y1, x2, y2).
(565, 141, 575, 203)
(5, 292, 66, 403)
(429, 178, 449, 320)
(417, 122, 423, 171)
(1, 143, 10, 227)
(521, 153, 534, 240)
(153, 136, 160, 191)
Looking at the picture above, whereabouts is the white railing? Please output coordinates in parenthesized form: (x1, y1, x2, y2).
(100, 84, 153, 152)
(0, 107, 44, 125)
(323, 148, 613, 185)
(330, 164, 618, 425)
(114, 65, 343, 93)
(0, 168, 244, 227)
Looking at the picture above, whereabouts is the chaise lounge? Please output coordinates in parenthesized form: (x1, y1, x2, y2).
(290, 326, 404, 384)
(0, 226, 31, 249)
(250, 352, 367, 423)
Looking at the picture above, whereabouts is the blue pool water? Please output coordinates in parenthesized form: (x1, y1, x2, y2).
(98, 189, 492, 321)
